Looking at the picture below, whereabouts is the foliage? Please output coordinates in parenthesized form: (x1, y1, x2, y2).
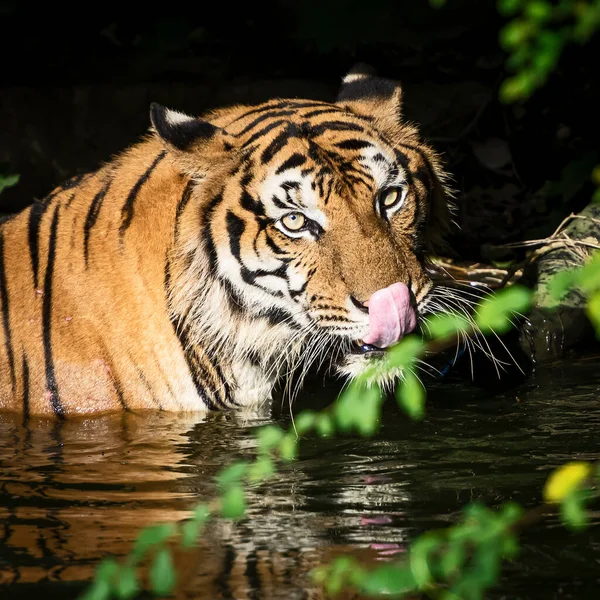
(497, 0, 600, 102)
(0, 172, 19, 196)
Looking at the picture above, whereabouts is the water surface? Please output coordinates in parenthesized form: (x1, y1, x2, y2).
(1, 356, 600, 599)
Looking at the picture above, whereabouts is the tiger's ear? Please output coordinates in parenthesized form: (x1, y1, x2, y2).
(150, 103, 222, 152)
(150, 103, 236, 177)
(336, 64, 403, 130)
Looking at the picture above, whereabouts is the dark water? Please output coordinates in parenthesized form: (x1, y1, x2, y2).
(1, 357, 600, 599)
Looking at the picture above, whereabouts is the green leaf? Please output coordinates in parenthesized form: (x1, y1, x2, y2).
(475, 285, 532, 334)
(256, 425, 284, 451)
(247, 455, 275, 483)
(96, 558, 119, 583)
(278, 433, 298, 461)
(315, 413, 335, 437)
(293, 410, 316, 435)
(500, 501, 524, 524)
(471, 540, 500, 587)
(334, 381, 362, 431)
(525, 1, 552, 23)
(424, 313, 470, 340)
(548, 270, 577, 303)
(586, 292, 600, 332)
(360, 565, 416, 595)
(501, 533, 520, 559)
(78, 580, 111, 600)
(561, 489, 589, 531)
(396, 371, 426, 421)
(410, 534, 443, 588)
(578, 254, 600, 294)
(498, 0, 522, 17)
(180, 519, 202, 549)
(439, 541, 465, 579)
(216, 461, 249, 488)
(500, 72, 535, 102)
(221, 486, 247, 519)
(0, 173, 20, 195)
(133, 523, 176, 560)
(500, 20, 535, 50)
(180, 504, 209, 548)
(386, 335, 424, 369)
(115, 566, 138, 599)
(356, 385, 383, 437)
(149, 548, 176, 596)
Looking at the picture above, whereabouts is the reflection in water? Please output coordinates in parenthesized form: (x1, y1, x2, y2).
(1, 358, 600, 599)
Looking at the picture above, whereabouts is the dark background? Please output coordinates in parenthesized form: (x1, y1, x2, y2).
(0, 0, 598, 261)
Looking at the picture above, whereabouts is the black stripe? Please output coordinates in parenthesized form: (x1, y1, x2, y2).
(308, 120, 365, 135)
(98, 343, 129, 411)
(240, 190, 266, 217)
(242, 120, 288, 148)
(230, 100, 330, 125)
(244, 551, 261, 597)
(42, 205, 64, 418)
(226, 211, 245, 261)
(119, 151, 167, 244)
(0, 233, 16, 392)
(201, 193, 224, 277)
(42, 205, 65, 417)
(112, 372, 128, 410)
(234, 109, 296, 137)
(335, 139, 373, 151)
(275, 153, 307, 174)
(261, 127, 296, 164)
(28, 200, 52, 289)
(301, 107, 345, 118)
(83, 178, 112, 266)
(174, 180, 195, 239)
(217, 545, 236, 600)
(65, 192, 77, 208)
(207, 349, 235, 407)
(170, 317, 218, 410)
(21, 353, 29, 421)
(136, 367, 163, 410)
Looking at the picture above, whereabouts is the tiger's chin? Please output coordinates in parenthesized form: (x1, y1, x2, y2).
(335, 343, 405, 392)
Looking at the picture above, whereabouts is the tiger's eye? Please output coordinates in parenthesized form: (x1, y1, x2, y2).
(281, 213, 306, 231)
(382, 189, 399, 207)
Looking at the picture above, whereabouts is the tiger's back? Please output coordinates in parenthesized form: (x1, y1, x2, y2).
(0, 139, 205, 415)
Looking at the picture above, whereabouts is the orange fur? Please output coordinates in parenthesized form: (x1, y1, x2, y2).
(0, 69, 451, 416)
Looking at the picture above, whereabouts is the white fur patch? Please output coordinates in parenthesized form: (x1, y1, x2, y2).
(359, 144, 404, 189)
(259, 169, 328, 230)
(165, 108, 196, 126)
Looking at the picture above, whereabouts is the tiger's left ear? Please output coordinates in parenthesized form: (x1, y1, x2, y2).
(336, 64, 403, 130)
(150, 103, 236, 177)
(150, 103, 222, 152)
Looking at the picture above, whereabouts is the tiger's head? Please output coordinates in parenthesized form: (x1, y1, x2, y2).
(157, 67, 452, 393)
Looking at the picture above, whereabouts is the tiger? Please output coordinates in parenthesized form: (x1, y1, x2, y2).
(0, 65, 451, 417)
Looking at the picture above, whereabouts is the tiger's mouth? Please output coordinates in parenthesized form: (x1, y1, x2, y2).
(332, 282, 419, 382)
(349, 340, 386, 357)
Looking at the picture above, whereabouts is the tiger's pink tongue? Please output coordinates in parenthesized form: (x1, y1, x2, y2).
(362, 282, 417, 348)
